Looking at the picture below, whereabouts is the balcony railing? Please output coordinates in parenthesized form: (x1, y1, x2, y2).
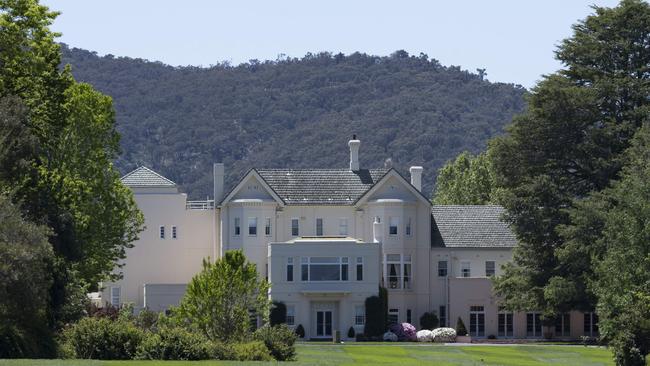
(186, 200, 215, 210)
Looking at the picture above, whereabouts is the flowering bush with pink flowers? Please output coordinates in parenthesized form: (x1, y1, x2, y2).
(388, 323, 417, 341)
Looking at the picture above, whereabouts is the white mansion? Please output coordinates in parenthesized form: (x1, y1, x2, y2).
(102, 137, 598, 340)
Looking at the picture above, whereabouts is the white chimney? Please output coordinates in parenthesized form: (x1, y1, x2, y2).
(349, 135, 360, 171)
(409, 166, 423, 192)
(373, 216, 383, 243)
(213, 163, 225, 204)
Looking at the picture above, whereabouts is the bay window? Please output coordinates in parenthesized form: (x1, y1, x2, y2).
(300, 257, 349, 281)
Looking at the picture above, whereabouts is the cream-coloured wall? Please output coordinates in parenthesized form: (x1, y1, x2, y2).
(269, 240, 381, 339)
(101, 188, 215, 310)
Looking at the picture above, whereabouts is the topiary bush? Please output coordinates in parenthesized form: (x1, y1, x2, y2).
(295, 324, 305, 338)
(269, 301, 287, 326)
(364, 295, 385, 337)
(135, 326, 215, 360)
(232, 341, 272, 361)
(253, 324, 297, 361)
(348, 326, 356, 339)
(456, 317, 468, 336)
(62, 317, 144, 359)
(420, 312, 439, 330)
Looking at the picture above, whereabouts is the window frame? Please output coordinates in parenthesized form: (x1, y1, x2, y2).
(388, 308, 399, 325)
(389, 217, 399, 236)
(234, 217, 241, 236)
(339, 218, 349, 236)
(405, 217, 412, 236)
(265, 218, 272, 236)
(485, 261, 496, 277)
(291, 218, 299, 237)
(555, 313, 571, 337)
(356, 256, 363, 281)
(469, 305, 486, 337)
(498, 308, 514, 337)
(110, 286, 121, 307)
(316, 218, 323, 236)
(461, 261, 471, 278)
(439, 305, 447, 327)
(300, 256, 349, 282)
(286, 257, 294, 282)
(248, 217, 257, 236)
(438, 260, 448, 277)
(286, 305, 295, 326)
(384, 254, 412, 290)
(526, 312, 542, 337)
(171, 225, 177, 239)
(159, 225, 165, 239)
(354, 305, 365, 326)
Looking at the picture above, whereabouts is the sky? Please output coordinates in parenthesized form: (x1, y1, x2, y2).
(43, 0, 620, 88)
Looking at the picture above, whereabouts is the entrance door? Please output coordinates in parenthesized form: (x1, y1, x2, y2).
(316, 310, 333, 337)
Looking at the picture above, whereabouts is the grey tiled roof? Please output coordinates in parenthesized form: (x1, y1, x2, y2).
(121, 166, 176, 187)
(431, 205, 518, 248)
(256, 169, 389, 205)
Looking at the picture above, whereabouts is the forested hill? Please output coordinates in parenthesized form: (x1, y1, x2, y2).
(60, 45, 526, 199)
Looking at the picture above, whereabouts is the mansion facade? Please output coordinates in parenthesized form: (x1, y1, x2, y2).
(102, 137, 598, 340)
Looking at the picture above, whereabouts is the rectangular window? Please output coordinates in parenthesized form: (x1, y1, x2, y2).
(461, 261, 471, 278)
(265, 218, 271, 236)
(498, 308, 514, 337)
(405, 217, 412, 236)
(555, 313, 571, 337)
(356, 257, 363, 281)
(485, 261, 495, 277)
(286, 257, 294, 282)
(248, 217, 257, 236)
(439, 306, 447, 327)
(386, 254, 402, 289)
(171, 225, 177, 239)
(300, 257, 349, 281)
(388, 308, 399, 325)
(403, 255, 412, 289)
(584, 312, 599, 337)
(526, 312, 542, 337)
(438, 261, 448, 277)
(339, 218, 348, 236)
(316, 218, 323, 236)
(406, 309, 412, 324)
(301, 257, 308, 281)
(159, 226, 165, 239)
(286, 305, 295, 325)
(385, 254, 412, 289)
(110, 287, 121, 306)
(354, 305, 365, 326)
(234, 218, 241, 236)
(469, 305, 485, 337)
(389, 217, 399, 235)
(291, 218, 299, 237)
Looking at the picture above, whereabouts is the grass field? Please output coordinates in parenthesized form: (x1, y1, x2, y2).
(0, 343, 624, 366)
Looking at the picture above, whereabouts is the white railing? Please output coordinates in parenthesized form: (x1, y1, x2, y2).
(186, 200, 215, 210)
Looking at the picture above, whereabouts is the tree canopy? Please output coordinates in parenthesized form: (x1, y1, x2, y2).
(431, 151, 497, 205)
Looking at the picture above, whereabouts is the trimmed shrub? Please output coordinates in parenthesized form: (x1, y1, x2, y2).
(382, 331, 398, 342)
(295, 324, 305, 338)
(62, 317, 144, 359)
(232, 341, 272, 361)
(432, 327, 457, 343)
(456, 317, 468, 336)
(348, 326, 356, 339)
(253, 324, 297, 361)
(135, 326, 215, 360)
(364, 295, 384, 337)
(270, 301, 287, 326)
(416, 329, 434, 342)
(420, 312, 439, 330)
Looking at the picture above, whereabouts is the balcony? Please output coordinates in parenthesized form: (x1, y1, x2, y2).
(186, 200, 214, 210)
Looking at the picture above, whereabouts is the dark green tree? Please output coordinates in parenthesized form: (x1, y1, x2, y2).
(491, 0, 650, 317)
(0, 193, 53, 358)
(563, 125, 650, 365)
(432, 151, 497, 205)
(419, 311, 439, 330)
(269, 301, 287, 326)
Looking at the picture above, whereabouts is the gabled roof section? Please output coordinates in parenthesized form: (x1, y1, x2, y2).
(121, 166, 176, 188)
(355, 169, 432, 206)
(220, 169, 285, 206)
(255, 168, 389, 205)
(431, 205, 518, 248)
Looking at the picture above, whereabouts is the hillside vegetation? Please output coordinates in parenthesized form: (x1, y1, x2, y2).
(61, 46, 526, 198)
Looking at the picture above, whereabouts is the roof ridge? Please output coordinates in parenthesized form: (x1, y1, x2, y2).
(121, 166, 176, 187)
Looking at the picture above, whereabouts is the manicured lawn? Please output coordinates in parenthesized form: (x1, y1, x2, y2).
(0, 343, 625, 366)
